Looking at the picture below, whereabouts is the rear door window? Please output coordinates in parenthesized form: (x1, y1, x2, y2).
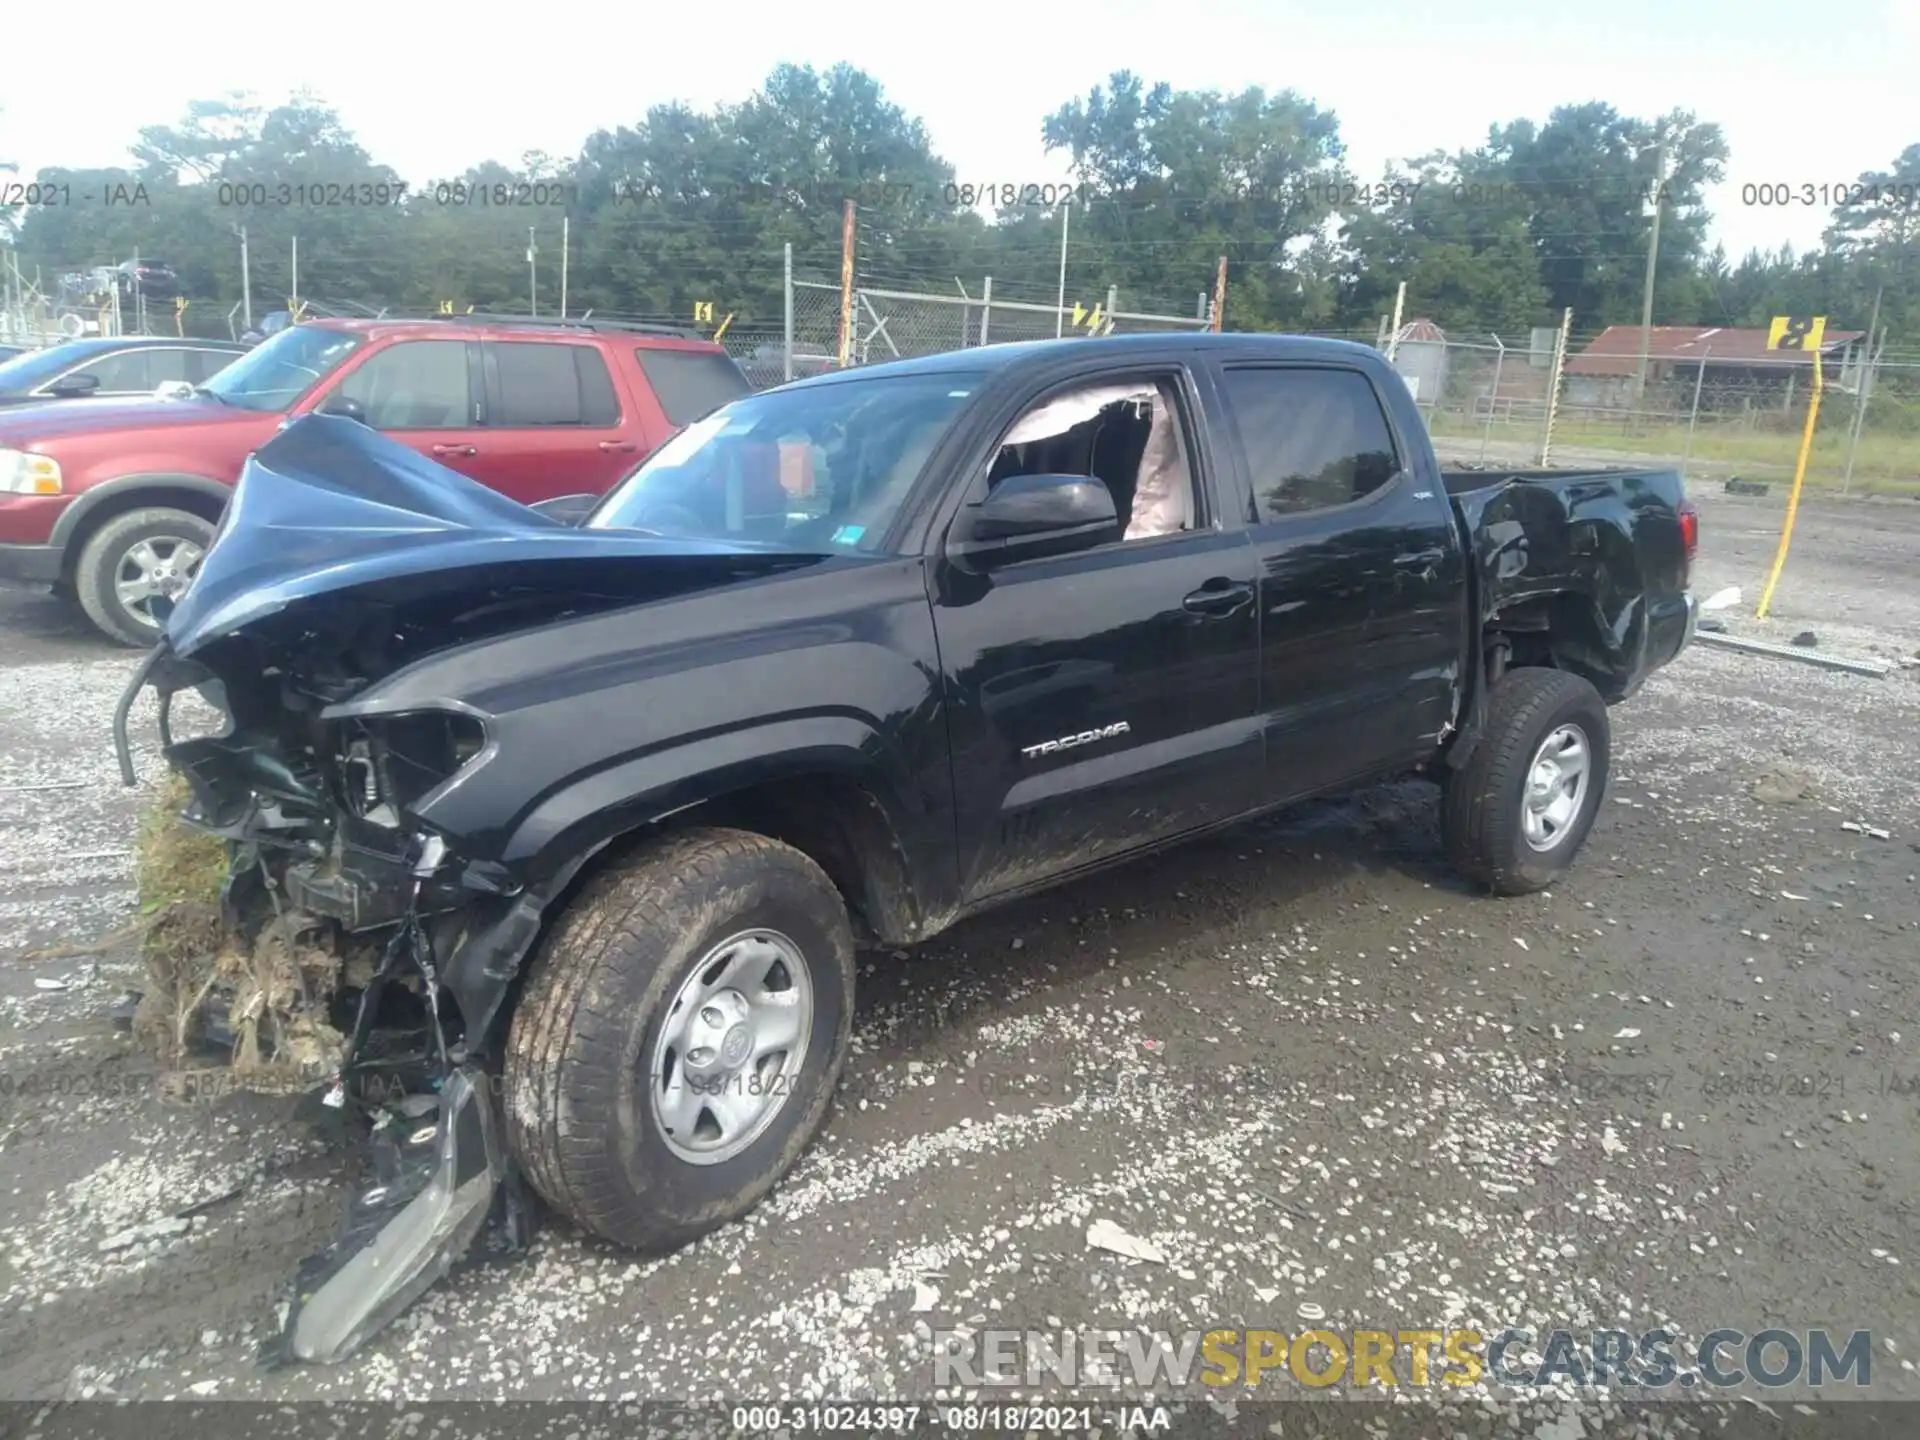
(185, 349, 239, 383)
(486, 341, 620, 426)
(143, 349, 204, 386)
(1219, 366, 1402, 518)
(635, 348, 752, 426)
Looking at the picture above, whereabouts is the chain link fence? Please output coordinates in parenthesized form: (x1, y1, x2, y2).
(773, 273, 1210, 381)
(1367, 321, 1919, 493)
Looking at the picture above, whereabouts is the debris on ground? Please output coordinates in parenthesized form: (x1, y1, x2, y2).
(1751, 765, 1813, 804)
(123, 773, 349, 1089)
(1725, 476, 1771, 495)
(98, 1215, 193, 1254)
(1086, 1218, 1167, 1264)
(1792, 631, 1818, 648)
(1694, 631, 1893, 676)
(1700, 586, 1742, 612)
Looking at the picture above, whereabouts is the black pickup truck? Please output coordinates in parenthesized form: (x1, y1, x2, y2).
(116, 332, 1697, 1361)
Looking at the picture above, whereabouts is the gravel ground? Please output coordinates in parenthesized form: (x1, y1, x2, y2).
(1, 473, 1917, 1436)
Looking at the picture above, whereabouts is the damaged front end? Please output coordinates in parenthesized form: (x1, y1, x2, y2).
(105, 415, 785, 1363)
(112, 415, 813, 1361)
(116, 630, 541, 1364)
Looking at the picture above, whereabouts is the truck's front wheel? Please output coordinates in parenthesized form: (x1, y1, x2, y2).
(1443, 667, 1611, 895)
(504, 828, 856, 1250)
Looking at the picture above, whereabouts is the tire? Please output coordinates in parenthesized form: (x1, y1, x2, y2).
(504, 827, 856, 1251)
(1443, 667, 1610, 895)
(74, 506, 215, 647)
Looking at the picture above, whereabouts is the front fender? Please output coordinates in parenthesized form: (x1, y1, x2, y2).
(499, 713, 925, 884)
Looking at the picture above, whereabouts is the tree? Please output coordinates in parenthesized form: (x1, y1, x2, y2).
(1334, 152, 1548, 334)
(568, 64, 963, 324)
(1487, 103, 1727, 328)
(1040, 71, 1347, 326)
(1823, 143, 1920, 343)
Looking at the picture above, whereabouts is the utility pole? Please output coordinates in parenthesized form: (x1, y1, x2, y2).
(1634, 144, 1668, 401)
(290, 235, 299, 314)
(782, 241, 795, 380)
(837, 200, 856, 367)
(1385, 281, 1407, 360)
(1210, 257, 1227, 333)
(1841, 283, 1885, 495)
(1054, 196, 1072, 338)
(559, 215, 570, 319)
(237, 226, 252, 330)
(527, 227, 538, 317)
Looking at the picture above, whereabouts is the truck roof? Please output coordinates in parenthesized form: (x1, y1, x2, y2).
(780, 330, 1390, 389)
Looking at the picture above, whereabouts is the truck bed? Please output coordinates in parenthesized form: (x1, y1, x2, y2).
(1441, 465, 1696, 703)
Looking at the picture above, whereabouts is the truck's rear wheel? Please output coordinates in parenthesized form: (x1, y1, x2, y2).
(504, 827, 855, 1250)
(1443, 667, 1610, 895)
(74, 506, 213, 647)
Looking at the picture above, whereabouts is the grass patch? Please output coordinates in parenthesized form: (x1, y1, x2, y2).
(1429, 415, 1920, 495)
(128, 772, 347, 1087)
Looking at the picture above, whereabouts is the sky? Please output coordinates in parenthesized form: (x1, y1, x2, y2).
(3, 0, 1915, 270)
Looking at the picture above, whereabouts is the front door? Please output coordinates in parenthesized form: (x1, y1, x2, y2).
(932, 367, 1263, 903)
(325, 338, 491, 484)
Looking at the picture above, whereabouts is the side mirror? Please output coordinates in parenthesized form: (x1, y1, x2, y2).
(528, 493, 600, 526)
(318, 395, 367, 424)
(948, 473, 1118, 568)
(48, 372, 101, 397)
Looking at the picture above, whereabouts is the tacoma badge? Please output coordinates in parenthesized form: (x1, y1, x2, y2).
(1021, 721, 1131, 759)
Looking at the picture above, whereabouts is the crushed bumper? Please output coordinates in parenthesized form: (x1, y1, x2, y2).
(276, 1064, 518, 1364)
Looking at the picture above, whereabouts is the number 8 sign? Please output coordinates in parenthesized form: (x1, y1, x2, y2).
(1766, 315, 1827, 351)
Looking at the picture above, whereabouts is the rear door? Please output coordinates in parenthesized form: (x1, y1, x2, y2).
(470, 339, 636, 502)
(324, 338, 492, 482)
(1212, 361, 1460, 803)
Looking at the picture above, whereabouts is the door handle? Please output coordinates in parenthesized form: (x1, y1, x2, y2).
(431, 443, 477, 458)
(1182, 579, 1255, 616)
(598, 440, 638, 453)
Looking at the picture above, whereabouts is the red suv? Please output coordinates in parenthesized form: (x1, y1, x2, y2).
(0, 315, 751, 644)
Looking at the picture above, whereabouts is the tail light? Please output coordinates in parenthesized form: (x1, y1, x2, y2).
(1677, 497, 1699, 581)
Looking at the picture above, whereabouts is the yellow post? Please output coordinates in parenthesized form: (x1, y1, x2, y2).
(1755, 315, 1827, 620)
(712, 312, 735, 343)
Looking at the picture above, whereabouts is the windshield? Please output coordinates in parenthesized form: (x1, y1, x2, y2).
(199, 324, 362, 412)
(586, 371, 977, 553)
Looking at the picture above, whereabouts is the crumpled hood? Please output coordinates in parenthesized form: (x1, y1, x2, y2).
(162, 414, 781, 657)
